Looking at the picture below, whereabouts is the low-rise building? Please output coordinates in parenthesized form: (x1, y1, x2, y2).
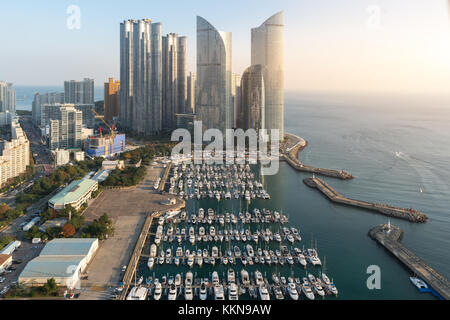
(48, 178, 98, 211)
(0, 254, 12, 273)
(39, 218, 68, 233)
(18, 238, 99, 289)
(0, 240, 21, 255)
(102, 160, 125, 171)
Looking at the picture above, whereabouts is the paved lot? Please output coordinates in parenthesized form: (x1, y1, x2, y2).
(79, 164, 176, 300)
(0, 242, 44, 297)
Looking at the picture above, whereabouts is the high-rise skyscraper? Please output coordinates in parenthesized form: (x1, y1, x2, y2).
(104, 78, 120, 121)
(64, 78, 94, 104)
(251, 12, 285, 138)
(162, 34, 188, 130)
(120, 19, 162, 135)
(32, 92, 64, 126)
(187, 72, 196, 114)
(232, 73, 241, 128)
(238, 65, 265, 131)
(49, 105, 82, 150)
(0, 81, 16, 113)
(196, 16, 232, 133)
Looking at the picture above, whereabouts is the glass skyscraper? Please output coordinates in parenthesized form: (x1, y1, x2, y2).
(251, 12, 285, 138)
(196, 16, 232, 133)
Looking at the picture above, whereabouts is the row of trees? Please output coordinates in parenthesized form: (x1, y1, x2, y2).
(102, 166, 146, 187)
(0, 203, 24, 229)
(81, 214, 114, 240)
(0, 235, 14, 250)
(121, 144, 174, 166)
(6, 278, 59, 298)
(15, 158, 103, 207)
(25, 205, 86, 241)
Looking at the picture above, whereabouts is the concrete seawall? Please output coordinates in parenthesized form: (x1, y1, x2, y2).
(304, 177, 428, 223)
(369, 224, 449, 300)
(284, 133, 354, 180)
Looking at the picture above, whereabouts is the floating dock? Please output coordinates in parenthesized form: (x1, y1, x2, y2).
(369, 224, 449, 300)
(284, 134, 353, 180)
(304, 177, 428, 223)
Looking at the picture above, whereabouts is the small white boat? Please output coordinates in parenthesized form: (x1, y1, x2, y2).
(185, 285, 194, 300)
(200, 282, 208, 300)
(168, 284, 177, 300)
(241, 269, 250, 285)
(214, 284, 225, 300)
(147, 257, 155, 270)
(153, 281, 162, 300)
(228, 283, 239, 300)
(126, 286, 147, 300)
(288, 283, 299, 300)
(259, 285, 270, 301)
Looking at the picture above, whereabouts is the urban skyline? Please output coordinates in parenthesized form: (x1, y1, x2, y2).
(1, 1, 449, 95)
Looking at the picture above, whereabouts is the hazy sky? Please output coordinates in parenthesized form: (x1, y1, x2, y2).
(1, 0, 449, 94)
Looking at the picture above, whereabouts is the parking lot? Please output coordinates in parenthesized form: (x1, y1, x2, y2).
(78, 164, 175, 300)
(0, 241, 44, 298)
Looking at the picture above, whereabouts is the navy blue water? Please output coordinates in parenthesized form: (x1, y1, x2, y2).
(16, 87, 450, 299)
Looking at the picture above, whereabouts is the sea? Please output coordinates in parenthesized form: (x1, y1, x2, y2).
(15, 86, 450, 300)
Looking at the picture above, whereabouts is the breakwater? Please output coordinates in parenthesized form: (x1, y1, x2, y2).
(284, 134, 353, 180)
(304, 177, 427, 223)
(369, 224, 449, 300)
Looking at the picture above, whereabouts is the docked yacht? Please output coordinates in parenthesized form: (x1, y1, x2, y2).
(288, 283, 299, 300)
(185, 285, 194, 300)
(153, 281, 162, 300)
(308, 274, 325, 297)
(126, 287, 148, 300)
(200, 282, 208, 300)
(147, 257, 155, 270)
(228, 283, 239, 300)
(259, 285, 270, 300)
(212, 271, 220, 287)
(227, 268, 236, 284)
(246, 244, 255, 257)
(302, 278, 315, 300)
(150, 244, 157, 257)
(168, 284, 178, 300)
(274, 286, 284, 300)
(234, 246, 241, 258)
(241, 269, 250, 286)
(214, 284, 225, 300)
(255, 270, 264, 286)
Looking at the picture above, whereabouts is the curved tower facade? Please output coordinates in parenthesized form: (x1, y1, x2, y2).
(251, 12, 285, 138)
(238, 65, 265, 132)
(196, 16, 232, 133)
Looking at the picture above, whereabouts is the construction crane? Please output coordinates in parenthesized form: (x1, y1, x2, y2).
(92, 109, 116, 157)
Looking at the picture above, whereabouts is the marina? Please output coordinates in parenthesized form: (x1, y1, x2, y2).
(127, 203, 340, 300)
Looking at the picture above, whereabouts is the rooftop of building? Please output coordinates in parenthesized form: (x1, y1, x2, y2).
(91, 170, 110, 183)
(40, 238, 98, 257)
(0, 254, 12, 266)
(19, 255, 85, 279)
(49, 178, 98, 206)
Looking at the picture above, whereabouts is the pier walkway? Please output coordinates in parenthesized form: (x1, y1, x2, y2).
(158, 162, 172, 193)
(304, 177, 428, 223)
(283, 133, 353, 180)
(119, 200, 186, 300)
(369, 224, 450, 300)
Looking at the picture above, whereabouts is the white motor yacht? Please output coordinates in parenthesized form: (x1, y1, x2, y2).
(228, 283, 239, 300)
(288, 283, 299, 300)
(214, 284, 225, 300)
(259, 285, 270, 301)
(168, 284, 177, 300)
(153, 281, 162, 301)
